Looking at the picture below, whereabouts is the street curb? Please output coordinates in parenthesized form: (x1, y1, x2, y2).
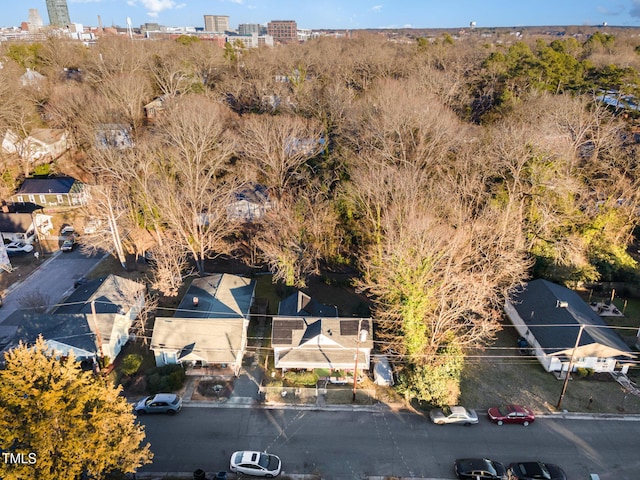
(179, 400, 640, 419)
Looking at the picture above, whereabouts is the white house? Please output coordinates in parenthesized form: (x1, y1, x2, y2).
(226, 183, 273, 222)
(271, 316, 373, 373)
(504, 279, 635, 376)
(2, 128, 69, 163)
(1, 275, 145, 363)
(151, 274, 256, 376)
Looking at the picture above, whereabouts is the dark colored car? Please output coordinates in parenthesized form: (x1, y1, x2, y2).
(61, 237, 77, 252)
(508, 461, 567, 480)
(454, 458, 507, 480)
(487, 404, 535, 426)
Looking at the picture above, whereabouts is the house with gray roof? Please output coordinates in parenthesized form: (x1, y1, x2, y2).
(1, 275, 145, 363)
(150, 274, 256, 376)
(271, 316, 373, 373)
(504, 279, 635, 375)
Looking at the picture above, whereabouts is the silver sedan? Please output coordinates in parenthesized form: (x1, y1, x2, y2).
(429, 405, 478, 425)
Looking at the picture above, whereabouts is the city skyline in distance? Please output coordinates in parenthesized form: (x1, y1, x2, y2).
(2, 0, 639, 30)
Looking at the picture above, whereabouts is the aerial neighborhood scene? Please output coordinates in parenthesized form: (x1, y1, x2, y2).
(1, 0, 640, 479)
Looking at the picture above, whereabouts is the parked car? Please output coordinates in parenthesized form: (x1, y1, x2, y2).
(454, 458, 507, 480)
(4, 241, 34, 255)
(134, 393, 183, 415)
(487, 404, 535, 426)
(229, 451, 281, 478)
(429, 405, 478, 425)
(508, 461, 567, 480)
(60, 224, 75, 235)
(61, 237, 77, 252)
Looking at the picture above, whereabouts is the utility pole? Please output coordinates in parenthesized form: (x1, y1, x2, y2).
(556, 324, 585, 410)
(352, 319, 368, 403)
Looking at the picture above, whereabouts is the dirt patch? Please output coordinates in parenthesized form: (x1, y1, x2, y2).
(192, 379, 234, 401)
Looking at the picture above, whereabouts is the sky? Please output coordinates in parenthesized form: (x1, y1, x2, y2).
(3, 0, 640, 30)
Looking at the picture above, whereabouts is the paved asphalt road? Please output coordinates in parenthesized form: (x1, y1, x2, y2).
(137, 406, 635, 479)
(2, 249, 635, 479)
(0, 248, 104, 323)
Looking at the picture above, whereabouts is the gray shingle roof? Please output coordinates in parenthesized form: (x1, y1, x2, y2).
(272, 317, 373, 369)
(54, 275, 144, 315)
(174, 274, 255, 319)
(508, 279, 632, 356)
(3, 311, 98, 357)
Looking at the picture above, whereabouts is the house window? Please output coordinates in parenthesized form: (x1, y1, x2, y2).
(28, 195, 35, 203)
(56, 194, 63, 204)
(39, 195, 46, 204)
(16, 195, 24, 203)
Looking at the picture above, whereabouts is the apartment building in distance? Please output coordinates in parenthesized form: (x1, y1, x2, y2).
(46, 0, 71, 27)
(238, 23, 265, 36)
(204, 15, 229, 33)
(267, 20, 298, 43)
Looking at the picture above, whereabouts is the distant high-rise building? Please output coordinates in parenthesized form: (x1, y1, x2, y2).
(45, 0, 71, 27)
(238, 23, 263, 36)
(204, 15, 229, 33)
(28, 9, 44, 31)
(267, 20, 297, 44)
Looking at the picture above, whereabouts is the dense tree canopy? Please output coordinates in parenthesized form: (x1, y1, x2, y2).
(2, 28, 640, 404)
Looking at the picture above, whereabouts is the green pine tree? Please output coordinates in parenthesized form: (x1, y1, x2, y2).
(0, 337, 153, 480)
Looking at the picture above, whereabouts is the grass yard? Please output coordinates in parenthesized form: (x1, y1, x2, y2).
(459, 321, 640, 414)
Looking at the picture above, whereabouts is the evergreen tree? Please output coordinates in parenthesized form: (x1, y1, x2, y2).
(0, 337, 153, 480)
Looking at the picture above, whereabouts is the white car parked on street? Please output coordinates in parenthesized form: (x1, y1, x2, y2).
(229, 451, 281, 477)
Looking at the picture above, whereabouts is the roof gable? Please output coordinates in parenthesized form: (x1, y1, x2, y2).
(54, 274, 144, 315)
(277, 291, 338, 317)
(271, 317, 372, 349)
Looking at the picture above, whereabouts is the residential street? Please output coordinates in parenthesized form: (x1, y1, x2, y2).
(0, 248, 104, 323)
(2, 246, 639, 480)
(137, 406, 638, 479)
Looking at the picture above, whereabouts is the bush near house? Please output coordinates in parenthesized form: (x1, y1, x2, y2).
(121, 353, 143, 376)
(283, 370, 319, 387)
(146, 364, 186, 394)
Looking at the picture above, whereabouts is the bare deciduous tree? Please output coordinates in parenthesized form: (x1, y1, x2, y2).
(152, 95, 238, 274)
(237, 113, 325, 198)
(254, 188, 339, 287)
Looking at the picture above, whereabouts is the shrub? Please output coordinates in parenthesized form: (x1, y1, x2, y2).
(146, 364, 186, 394)
(283, 370, 319, 386)
(576, 367, 594, 378)
(121, 354, 143, 376)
